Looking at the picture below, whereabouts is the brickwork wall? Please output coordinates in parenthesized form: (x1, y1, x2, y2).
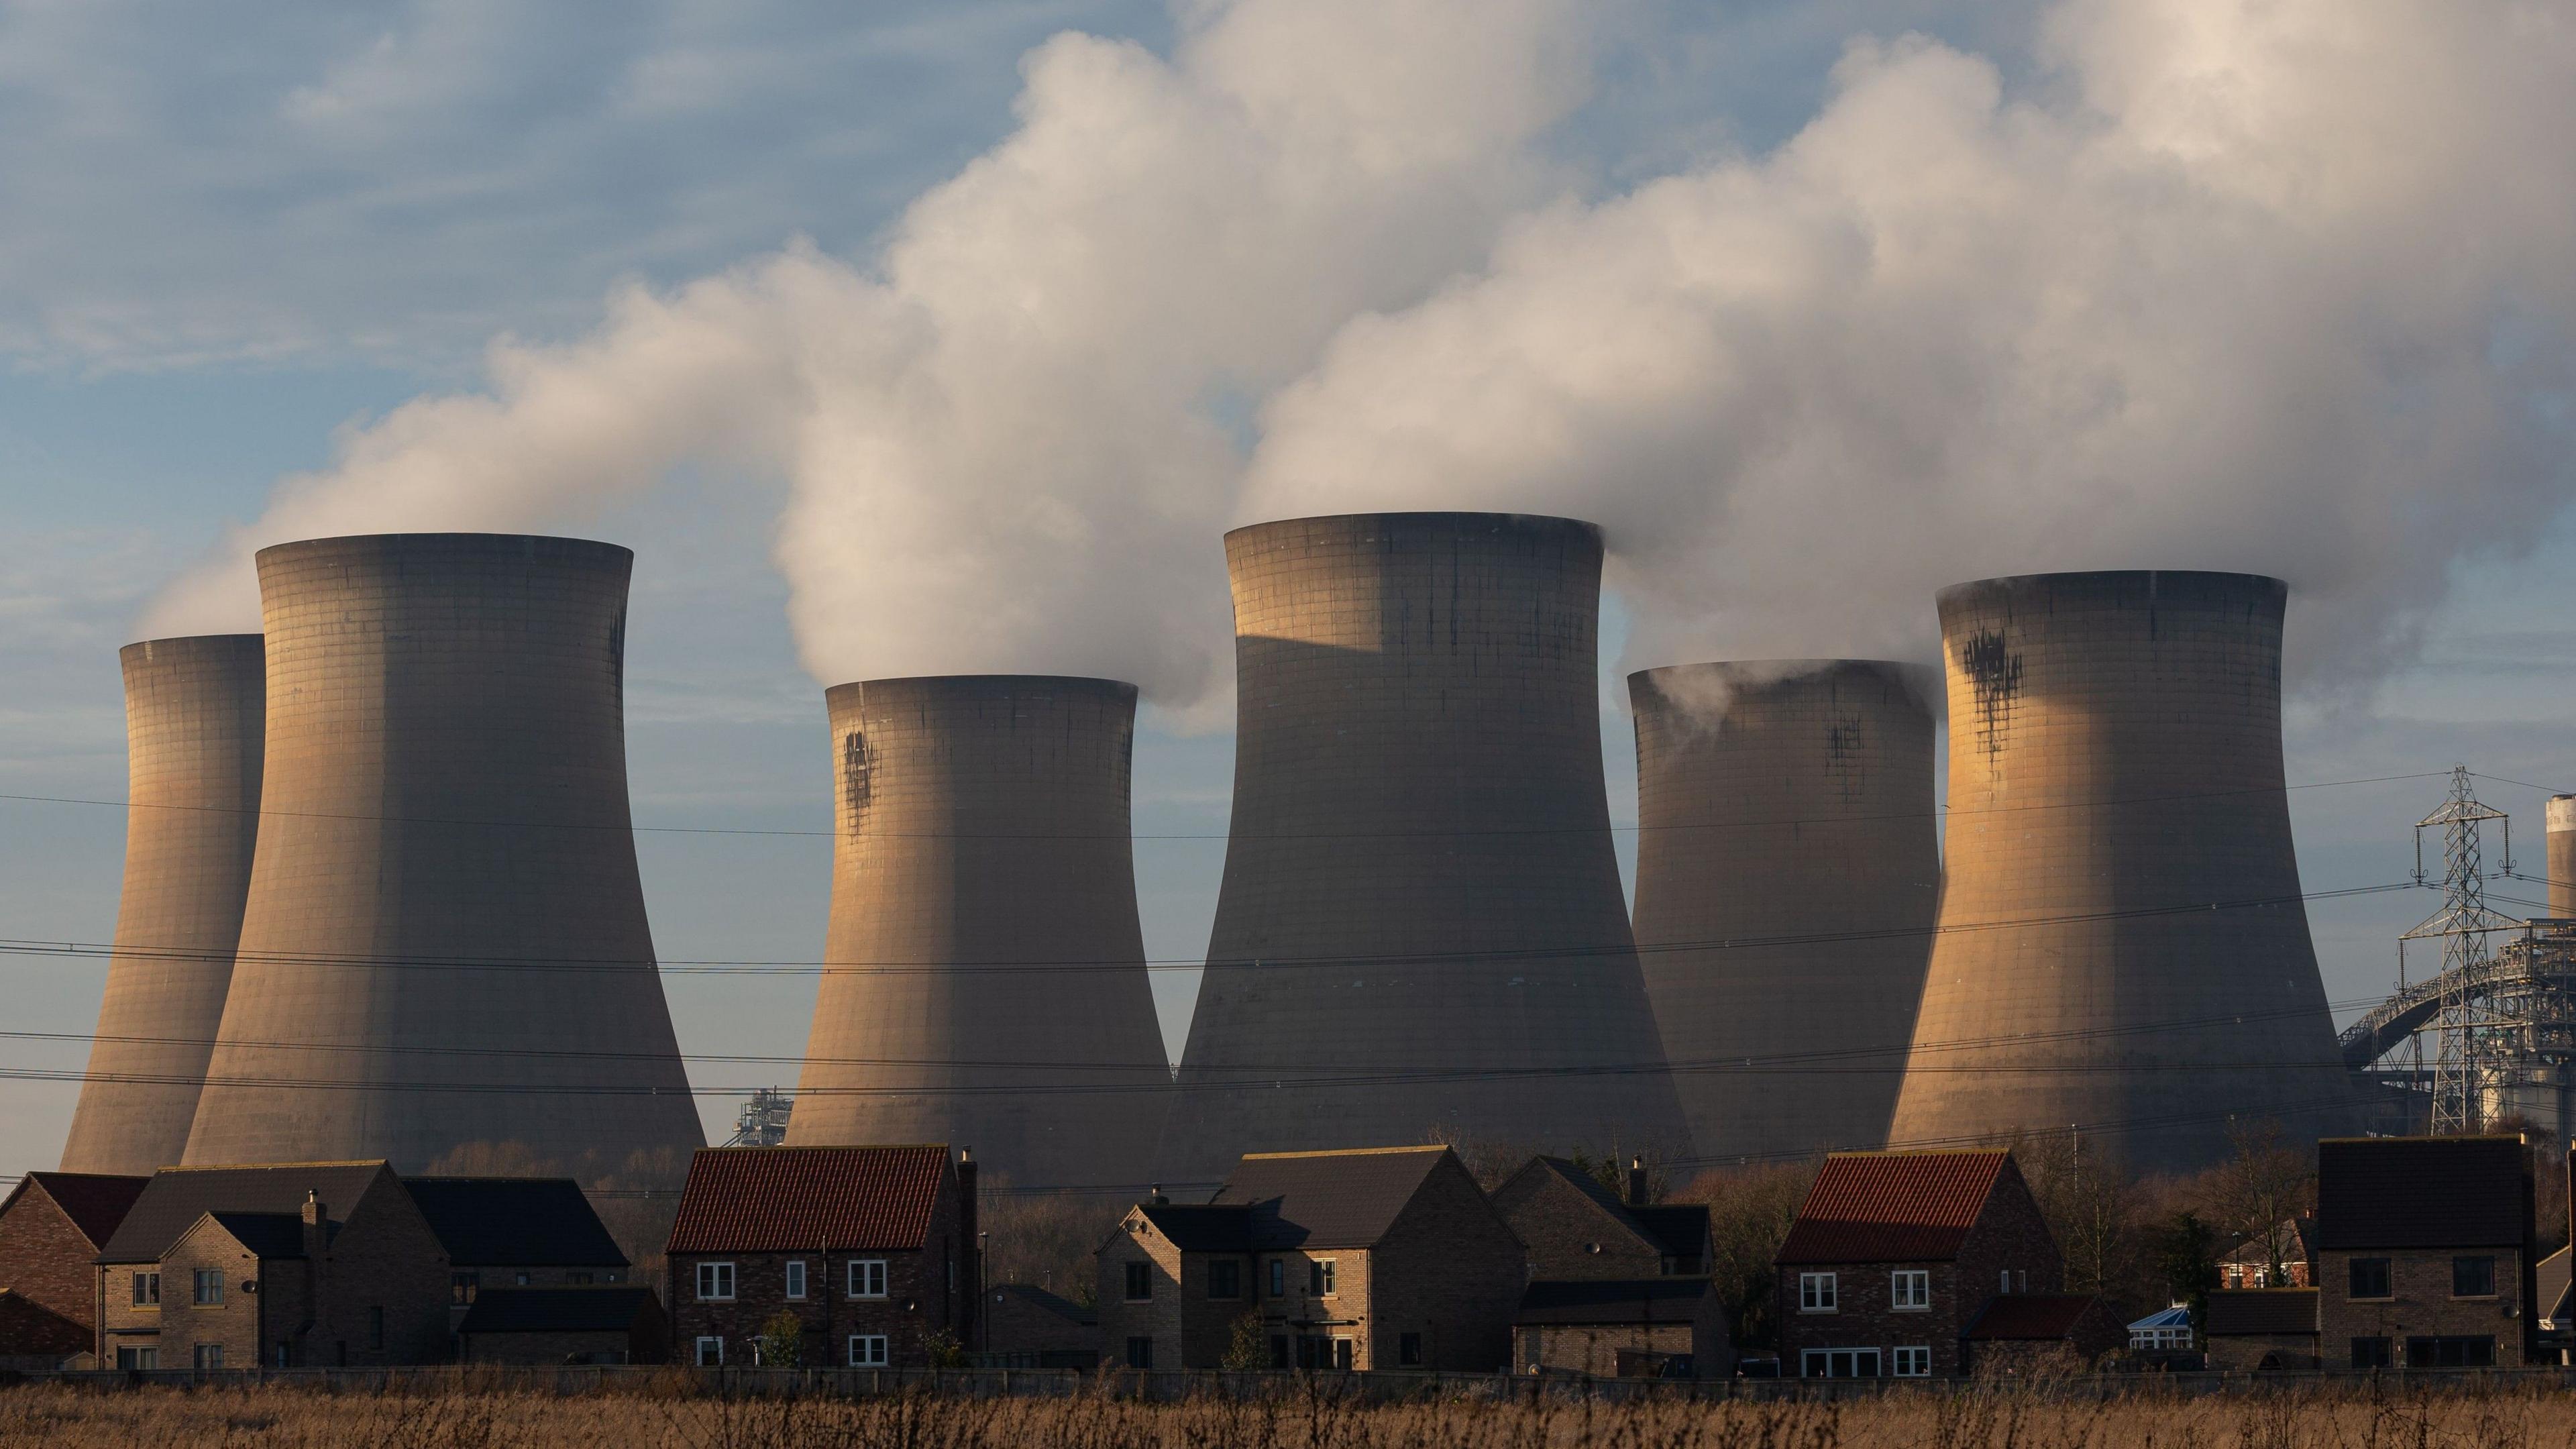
(1515, 1321, 1693, 1376)
(0, 1185, 105, 1329)
(1778, 1260, 1964, 1377)
(669, 1177, 969, 1370)
(2206, 1332, 2322, 1370)
(1369, 1155, 1526, 1372)
(2318, 1248, 2530, 1367)
(1493, 1170, 1662, 1281)
(1094, 1211, 1189, 1368)
(156, 1217, 272, 1369)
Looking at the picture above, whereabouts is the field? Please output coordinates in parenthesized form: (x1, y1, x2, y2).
(0, 1377, 2568, 1449)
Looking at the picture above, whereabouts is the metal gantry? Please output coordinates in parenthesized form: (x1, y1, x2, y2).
(724, 1086, 795, 1146)
(2400, 765, 2517, 1135)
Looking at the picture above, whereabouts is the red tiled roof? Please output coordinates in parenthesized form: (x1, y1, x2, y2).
(666, 1146, 951, 1254)
(1964, 1294, 2101, 1341)
(1774, 1150, 2010, 1265)
(19, 1172, 149, 1248)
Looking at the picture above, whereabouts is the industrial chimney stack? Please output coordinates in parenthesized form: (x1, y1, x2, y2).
(1160, 513, 1686, 1183)
(1886, 571, 2352, 1171)
(182, 534, 704, 1180)
(1628, 660, 1939, 1162)
(2548, 796, 2576, 920)
(786, 675, 1170, 1193)
(59, 635, 266, 1175)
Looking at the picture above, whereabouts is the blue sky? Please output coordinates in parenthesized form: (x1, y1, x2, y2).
(1, 0, 2571, 1179)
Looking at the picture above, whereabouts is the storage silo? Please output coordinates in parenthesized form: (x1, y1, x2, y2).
(785, 675, 1170, 1193)
(1159, 513, 1687, 1184)
(58, 635, 266, 1175)
(1629, 660, 1938, 1164)
(182, 534, 703, 1181)
(1886, 571, 2352, 1172)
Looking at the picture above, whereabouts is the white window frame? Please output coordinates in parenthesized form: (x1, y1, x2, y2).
(1799, 1346, 1881, 1378)
(1798, 1272, 1837, 1313)
(1892, 1346, 1931, 1377)
(1316, 1258, 1338, 1297)
(848, 1334, 889, 1367)
(1890, 1269, 1931, 1311)
(696, 1262, 737, 1301)
(848, 1258, 888, 1299)
(784, 1260, 808, 1301)
(695, 1336, 724, 1366)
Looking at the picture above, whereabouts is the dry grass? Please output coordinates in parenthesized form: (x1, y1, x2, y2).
(2, 1377, 2572, 1449)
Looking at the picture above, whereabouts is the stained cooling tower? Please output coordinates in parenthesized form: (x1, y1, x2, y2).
(182, 535, 702, 1180)
(1886, 571, 2351, 1172)
(785, 676, 1170, 1192)
(58, 635, 266, 1175)
(2548, 796, 2576, 919)
(1159, 513, 1687, 1183)
(1629, 661, 1939, 1164)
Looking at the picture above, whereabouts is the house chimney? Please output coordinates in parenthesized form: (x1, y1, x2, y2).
(1627, 1155, 1647, 1208)
(1148, 1183, 1169, 1208)
(301, 1189, 326, 1257)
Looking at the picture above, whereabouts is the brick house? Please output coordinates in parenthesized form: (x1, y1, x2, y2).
(93, 1161, 450, 1369)
(0, 1171, 146, 1366)
(2314, 1135, 2535, 1369)
(1095, 1145, 1524, 1373)
(981, 1283, 1098, 1368)
(664, 1144, 977, 1369)
(457, 1285, 668, 1364)
(405, 1177, 631, 1338)
(1511, 1279, 1731, 1378)
(1958, 1295, 2126, 1376)
(2202, 1288, 2320, 1370)
(1774, 1149, 2060, 1379)
(2218, 1218, 2314, 1289)
(1491, 1157, 1709, 1279)
(1493, 1155, 1723, 1377)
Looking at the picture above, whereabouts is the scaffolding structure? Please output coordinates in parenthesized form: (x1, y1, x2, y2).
(723, 1087, 795, 1146)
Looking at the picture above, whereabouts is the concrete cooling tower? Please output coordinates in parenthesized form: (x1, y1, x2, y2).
(1886, 571, 2353, 1173)
(1159, 513, 1687, 1184)
(1629, 661, 1939, 1165)
(58, 635, 266, 1175)
(785, 676, 1170, 1193)
(182, 534, 703, 1181)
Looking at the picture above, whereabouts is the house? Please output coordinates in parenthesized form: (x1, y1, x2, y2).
(1491, 1157, 1709, 1279)
(1493, 1155, 1724, 1377)
(405, 1177, 631, 1336)
(92, 1161, 450, 1369)
(2127, 1305, 2194, 1356)
(456, 1285, 668, 1364)
(979, 1283, 1098, 1369)
(2218, 1219, 2315, 1289)
(1511, 1279, 1731, 1379)
(1773, 1149, 2061, 1379)
(1095, 1145, 1525, 1373)
(2202, 1289, 2321, 1370)
(1958, 1295, 2126, 1376)
(663, 1144, 977, 1369)
(0, 1171, 146, 1367)
(2314, 1136, 2535, 1369)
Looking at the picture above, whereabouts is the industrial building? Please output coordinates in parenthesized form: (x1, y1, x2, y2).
(1629, 661, 1938, 1164)
(785, 675, 1170, 1193)
(1886, 571, 2353, 1173)
(1159, 513, 1686, 1184)
(60, 635, 266, 1175)
(181, 534, 703, 1181)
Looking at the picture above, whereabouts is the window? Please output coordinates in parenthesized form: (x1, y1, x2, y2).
(1330, 1337, 1354, 1371)
(2348, 1257, 2392, 1300)
(849, 1258, 888, 1299)
(369, 1306, 384, 1350)
(696, 1262, 737, 1301)
(1125, 1336, 1154, 1369)
(1269, 1336, 1291, 1371)
(1125, 1262, 1153, 1301)
(1208, 1260, 1242, 1299)
(451, 1272, 480, 1305)
(116, 1346, 157, 1369)
(2406, 1336, 2496, 1368)
(131, 1272, 160, 1307)
(784, 1260, 807, 1300)
(695, 1337, 724, 1366)
(1798, 1273, 1837, 1312)
(1892, 1346, 1931, 1377)
(568, 1272, 593, 1286)
(1890, 1270, 1931, 1311)
(1312, 1259, 1337, 1297)
(194, 1269, 224, 1305)
(1399, 1332, 1423, 1367)
(848, 1334, 889, 1367)
(1269, 1259, 1286, 1297)
(1799, 1347, 1881, 1378)
(514, 1271, 531, 1286)
(193, 1343, 223, 1372)
(2453, 1256, 2497, 1297)
(2351, 1336, 2392, 1369)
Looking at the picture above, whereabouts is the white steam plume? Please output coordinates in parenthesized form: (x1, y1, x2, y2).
(1242, 0, 2576, 686)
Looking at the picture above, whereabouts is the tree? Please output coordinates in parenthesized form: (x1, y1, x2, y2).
(2198, 1121, 2314, 1285)
(2008, 1130, 2143, 1303)
(753, 1309, 804, 1368)
(924, 1329, 968, 1369)
(1220, 1309, 1269, 1371)
(1675, 1161, 1817, 1351)
(2151, 1212, 2221, 1329)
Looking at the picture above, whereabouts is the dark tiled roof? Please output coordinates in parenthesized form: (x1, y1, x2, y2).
(666, 1146, 950, 1254)
(199, 1211, 330, 1259)
(405, 1178, 627, 1269)
(991, 1283, 1095, 1326)
(18, 1173, 149, 1247)
(1776, 1150, 2011, 1265)
(1516, 1278, 1712, 1325)
(1963, 1295, 2102, 1341)
(2204, 1289, 2320, 1337)
(1136, 1203, 1255, 1252)
(99, 1163, 392, 1264)
(457, 1286, 660, 1335)
(1210, 1146, 1450, 1249)
(2314, 1137, 2526, 1250)
(1630, 1205, 1712, 1260)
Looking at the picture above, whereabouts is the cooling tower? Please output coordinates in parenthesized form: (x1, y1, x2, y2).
(1886, 571, 2352, 1173)
(58, 635, 266, 1175)
(1159, 513, 1687, 1183)
(784, 676, 1170, 1193)
(182, 534, 703, 1181)
(2548, 796, 2576, 920)
(1629, 661, 1939, 1164)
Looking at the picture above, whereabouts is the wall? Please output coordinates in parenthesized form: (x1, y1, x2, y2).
(1369, 1155, 1526, 1373)
(0, 1186, 105, 1330)
(2318, 1248, 2530, 1368)
(1494, 1170, 1662, 1281)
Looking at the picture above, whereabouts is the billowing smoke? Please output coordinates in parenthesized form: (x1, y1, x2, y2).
(144, 0, 2576, 708)
(1244, 0, 2576, 686)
